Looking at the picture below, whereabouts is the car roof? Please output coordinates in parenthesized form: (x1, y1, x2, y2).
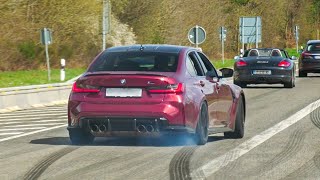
(307, 40, 320, 44)
(105, 44, 193, 53)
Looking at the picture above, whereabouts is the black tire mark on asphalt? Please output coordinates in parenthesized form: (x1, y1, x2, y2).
(169, 146, 199, 180)
(54, 148, 164, 179)
(238, 129, 305, 178)
(23, 147, 78, 180)
(310, 102, 320, 129)
(282, 152, 320, 180)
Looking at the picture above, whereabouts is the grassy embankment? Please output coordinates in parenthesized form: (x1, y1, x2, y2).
(0, 68, 86, 88)
(0, 59, 234, 88)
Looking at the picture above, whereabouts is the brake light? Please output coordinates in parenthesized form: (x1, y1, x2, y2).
(72, 82, 100, 93)
(302, 52, 312, 59)
(236, 59, 247, 67)
(278, 60, 291, 67)
(148, 83, 184, 94)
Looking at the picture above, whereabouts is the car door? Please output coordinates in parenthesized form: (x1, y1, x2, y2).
(196, 51, 234, 130)
(189, 51, 221, 129)
(184, 52, 207, 128)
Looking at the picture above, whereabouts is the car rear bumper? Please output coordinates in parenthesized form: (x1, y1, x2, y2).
(299, 61, 320, 73)
(234, 68, 293, 84)
(67, 101, 192, 136)
(67, 118, 194, 137)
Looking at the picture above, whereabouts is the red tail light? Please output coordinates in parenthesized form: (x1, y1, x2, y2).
(72, 82, 100, 93)
(148, 83, 184, 94)
(278, 60, 291, 67)
(301, 52, 312, 59)
(236, 59, 247, 67)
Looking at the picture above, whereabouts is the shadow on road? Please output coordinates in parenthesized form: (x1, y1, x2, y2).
(244, 86, 284, 89)
(29, 135, 225, 147)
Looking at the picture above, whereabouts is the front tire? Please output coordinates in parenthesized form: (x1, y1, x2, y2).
(224, 97, 245, 139)
(69, 129, 94, 145)
(194, 103, 209, 145)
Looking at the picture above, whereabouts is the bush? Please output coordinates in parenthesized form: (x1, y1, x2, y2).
(18, 41, 36, 60)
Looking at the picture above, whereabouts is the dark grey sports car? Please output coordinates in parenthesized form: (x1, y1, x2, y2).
(233, 48, 296, 88)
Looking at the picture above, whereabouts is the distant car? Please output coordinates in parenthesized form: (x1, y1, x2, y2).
(67, 45, 246, 145)
(298, 40, 320, 77)
(233, 48, 296, 88)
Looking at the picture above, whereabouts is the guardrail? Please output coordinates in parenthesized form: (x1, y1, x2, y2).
(0, 82, 73, 113)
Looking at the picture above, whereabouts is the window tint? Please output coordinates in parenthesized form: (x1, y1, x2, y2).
(188, 52, 204, 76)
(89, 52, 179, 72)
(186, 56, 197, 76)
(307, 43, 320, 52)
(197, 52, 216, 72)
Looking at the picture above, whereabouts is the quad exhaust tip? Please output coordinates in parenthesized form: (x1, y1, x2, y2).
(137, 125, 147, 133)
(91, 124, 99, 132)
(99, 125, 107, 132)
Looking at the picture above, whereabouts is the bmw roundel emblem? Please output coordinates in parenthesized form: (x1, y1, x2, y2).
(120, 79, 126, 85)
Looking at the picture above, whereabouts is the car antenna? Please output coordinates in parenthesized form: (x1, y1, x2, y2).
(140, 44, 144, 51)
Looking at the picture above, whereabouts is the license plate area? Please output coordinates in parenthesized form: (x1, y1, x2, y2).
(106, 88, 142, 98)
(252, 70, 272, 75)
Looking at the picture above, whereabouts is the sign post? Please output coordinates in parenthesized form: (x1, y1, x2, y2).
(102, 0, 110, 51)
(295, 25, 299, 53)
(40, 28, 52, 82)
(188, 25, 206, 48)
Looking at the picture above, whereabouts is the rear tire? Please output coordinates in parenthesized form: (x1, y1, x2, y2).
(299, 71, 307, 77)
(284, 71, 294, 88)
(224, 97, 245, 139)
(234, 80, 247, 88)
(194, 103, 209, 145)
(69, 129, 94, 145)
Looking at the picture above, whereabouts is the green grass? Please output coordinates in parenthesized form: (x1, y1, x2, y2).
(211, 59, 235, 69)
(285, 48, 301, 58)
(0, 68, 86, 88)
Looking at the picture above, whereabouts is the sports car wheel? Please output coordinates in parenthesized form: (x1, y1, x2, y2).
(299, 71, 307, 77)
(284, 71, 294, 88)
(69, 129, 94, 145)
(234, 80, 247, 88)
(224, 97, 245, 139)
(194, 103, 209, 145)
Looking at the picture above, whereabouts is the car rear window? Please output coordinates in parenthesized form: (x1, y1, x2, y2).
(89, 51, 179, 72)
(307, 43, 320, 52)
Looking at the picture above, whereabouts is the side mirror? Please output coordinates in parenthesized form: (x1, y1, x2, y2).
(219, 68, 234, 78)
(291, 56, 297, 60)
(234, 56, 240, 60)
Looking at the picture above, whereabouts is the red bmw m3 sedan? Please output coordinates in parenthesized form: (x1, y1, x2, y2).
(67, 45, 246, 145)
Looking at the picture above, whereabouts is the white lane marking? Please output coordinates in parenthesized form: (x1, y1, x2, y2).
(0, 127, 46, 131)
(0, 132, 23, 136)
(0, 116, 67, 122)
(0, 122, 23, 125)
(0, 124, 67, 142)
(0, 110, 66, 116)
(0, 113, 66, 119)
(31, 120, 66, 123)
(191, 98, 320, 179)
(4, 123, 65, 128)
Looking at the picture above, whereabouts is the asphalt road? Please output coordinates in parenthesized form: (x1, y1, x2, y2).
(0, 74, 320, 180)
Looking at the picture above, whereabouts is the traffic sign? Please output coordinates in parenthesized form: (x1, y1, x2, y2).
(188, 25, 206, 47)
(40, 28, 52, 45)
